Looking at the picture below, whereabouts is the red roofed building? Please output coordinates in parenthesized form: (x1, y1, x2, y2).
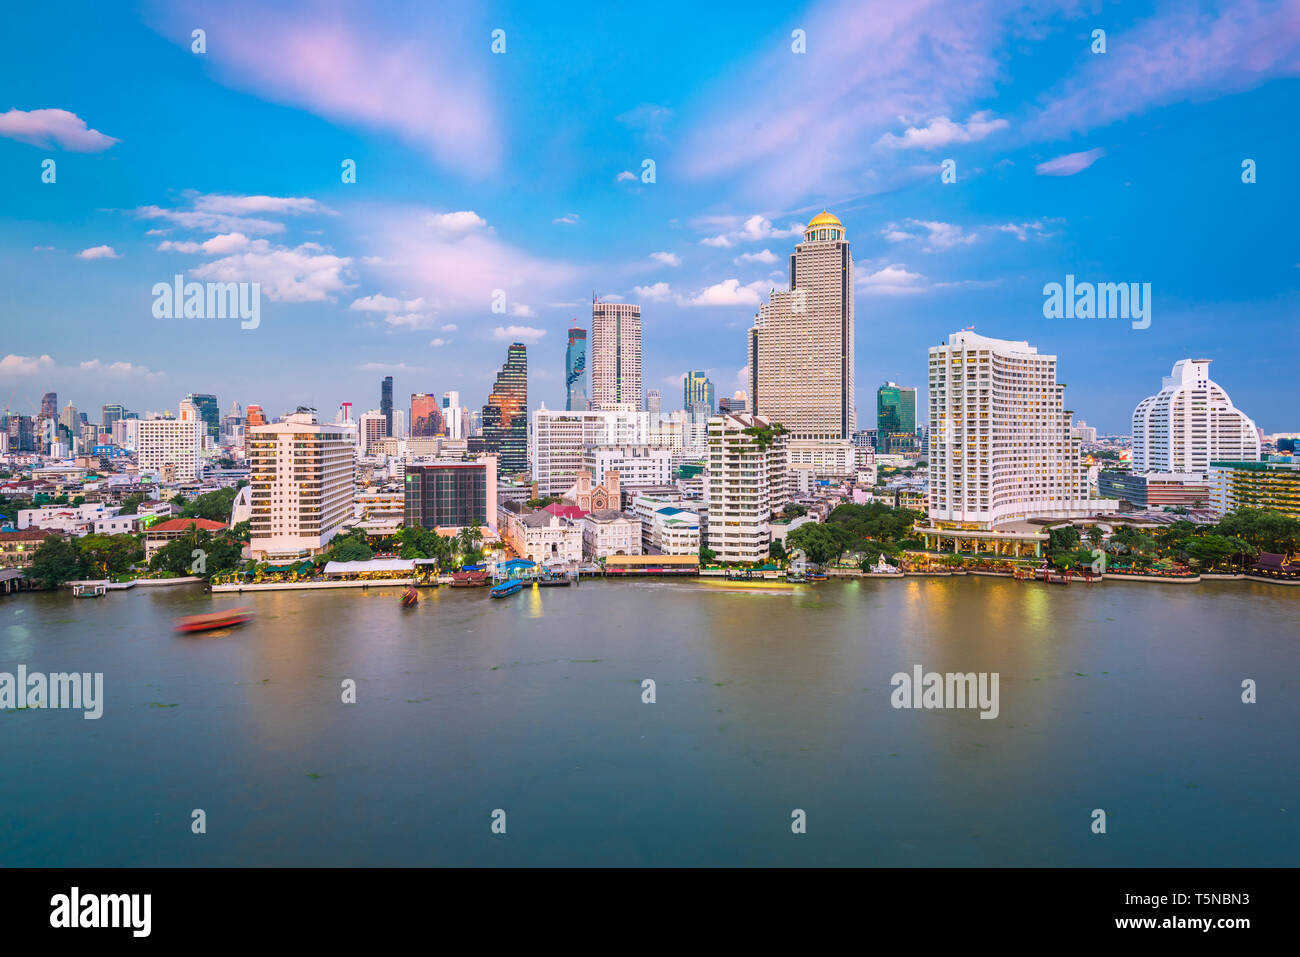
(544, 503, 588, 520)
(144, 518, 228, 559)
(0, 529, 59, 569)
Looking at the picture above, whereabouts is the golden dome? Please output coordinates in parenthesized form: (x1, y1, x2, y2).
(807, 210, 842, 228)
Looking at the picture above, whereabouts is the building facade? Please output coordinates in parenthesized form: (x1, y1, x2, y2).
(137, 415, 204, 483)
(582, 510, 642, 559)
(1131, 359, 1260, 473)
(749, 210, 855, 440)
(921, 331, 1115, 555)
(590, 297, 642, 411)
(403, 457, 498, 533)
(479, 342, 528, 475)
(705, 413, 790, 563)
(248, 412, 355, 560)
(565, 326, 589, 411)
(1209, 459, 1300, 520)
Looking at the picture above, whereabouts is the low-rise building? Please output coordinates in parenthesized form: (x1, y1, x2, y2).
(497, 500, 583, 564)
(583, 445, 672, 489)
(0, 529, 56, 569)
(1209, 459, 1300, 520)
(582, 509, 642, 559)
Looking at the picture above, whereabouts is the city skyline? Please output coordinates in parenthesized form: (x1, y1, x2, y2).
(2, 1, 1296, 433)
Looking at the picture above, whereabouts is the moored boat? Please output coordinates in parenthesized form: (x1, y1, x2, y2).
(174, 606, 254, 634)
(490, 579, 524, 599)
(451, 570, 491, 587)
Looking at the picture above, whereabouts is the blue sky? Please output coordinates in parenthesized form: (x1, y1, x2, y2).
(1, 0, 1297, 434)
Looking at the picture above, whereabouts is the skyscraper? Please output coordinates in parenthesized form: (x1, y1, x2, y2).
(381, 376, 394, 437)
(566, 325, 589, 411)
(186, 393, 220, 442)
(246, 405, 266, 427)
(877, 382, 917, 454)
(1131, 359, 1259, 473)
(645, 389, 662, 414)
(749, 210, 855, 439)
(410, 393, 446, 437)
(480, 342, 528, 474)
(683, 371, 715, 413)
(591, 297, 641, 411)
(40, 392, 57, 420)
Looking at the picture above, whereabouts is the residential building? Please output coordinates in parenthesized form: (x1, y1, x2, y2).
(633, 494, 701, 555)
(705, 413, 790, 562)
(248, 411, 355, 560)
(137, 412, 203, 483)
(591, 296, 642, 410)
(749, 210, 855, 440)
(1132, 359, 1260, 472)
(358, 410, 387, 455)
(786, 438, 855, 480)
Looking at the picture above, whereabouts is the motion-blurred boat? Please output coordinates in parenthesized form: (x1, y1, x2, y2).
(174, 607, 254, 634)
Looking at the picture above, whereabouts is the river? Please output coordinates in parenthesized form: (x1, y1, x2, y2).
(2, 576, 1296, 866)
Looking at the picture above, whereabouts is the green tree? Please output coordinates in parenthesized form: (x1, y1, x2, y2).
(117, 492, 146, 515)
(327, 530, 374, 564)
(29, 536, 85, 588)
(698, 546, 717, 564)
(180, 487, 239, 523)
(1185, 534, 1237, 571)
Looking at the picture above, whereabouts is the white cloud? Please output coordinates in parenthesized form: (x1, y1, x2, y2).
(858, 264, 927, 295)
(682, 278, 769, 307)
(193, 195, 327, 216)
(192, 241, 352, 303)
(650, 251, 681, 266)
(700, 234, 732, 248)
(0, 108, 119, 151)
(0, 354, 55, 375)
(509, 302, 535, 318)
(615, 170, 637, 182)
(440, 323, 458, 332)
(701, 214, 801, 248)
(633, 281, 673, 301)
(553, 213, 580, 225)
(492, 325, 546, 343)
(735, 248, 777, 265)
(884, 220, 978, 251)
(426, 210, 488, 234)
(78, 359, 160, 379)
(877, 111, 1008, 149)
(158, 231, 252, 255)
(428, 338, 451, 347)
(350, 293, 426, 313)
(1035, 147, 1106, 176)
(76, 245, 120, 260)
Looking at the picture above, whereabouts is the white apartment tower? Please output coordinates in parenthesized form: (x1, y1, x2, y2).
(248, 411, 355, 560)
(749, 211, 855, 440)
(358, 410, 388, 456)
(137, 403, 203, 482)
(927, 331, 1106, 529)
(1131, 359, 1260, 473)
(706, 413, 790, 563)
(590, 296, 642, 411)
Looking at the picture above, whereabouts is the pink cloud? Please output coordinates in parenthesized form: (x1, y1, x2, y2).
(0, 108, 118, 151)
(145, 0, 500, 175)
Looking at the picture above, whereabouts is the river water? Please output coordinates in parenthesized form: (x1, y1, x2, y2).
(2, 576, 1296, 866)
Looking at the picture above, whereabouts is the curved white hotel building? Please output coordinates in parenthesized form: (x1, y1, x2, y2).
(1131, 359, 1259, 473)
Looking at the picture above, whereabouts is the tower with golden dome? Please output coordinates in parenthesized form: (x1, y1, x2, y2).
(748, 209, 855, 441)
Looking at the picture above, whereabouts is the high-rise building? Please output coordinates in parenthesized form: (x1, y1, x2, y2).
(403, 457, 499, 533)
(591, 297, 641, 411)
(684, 371, 715, 413)
(185, 393, 220, 442)
(59, 402, 80, 437)
(246, 405, 266, 428)
(248, 411, 354, 560)
(566, 325, 589, 411)
(101, 404, 125, 430)
(920, 331, 1114, 555)
(40, 392, 57, 420)
(645, 389, 662, 414)
(358, 410, 387, 455)
(137, 411, 203, 482)
(719, 391, 747, 414)
(705, 413, 790, 563)
(480, 342, 528, 474)
(1132, 359, 1259, 473)
(410, 393, 446, 437)
(877, 382, 918, 454)
(381, 376, 394, 437)
(749, 210, 855, 440)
